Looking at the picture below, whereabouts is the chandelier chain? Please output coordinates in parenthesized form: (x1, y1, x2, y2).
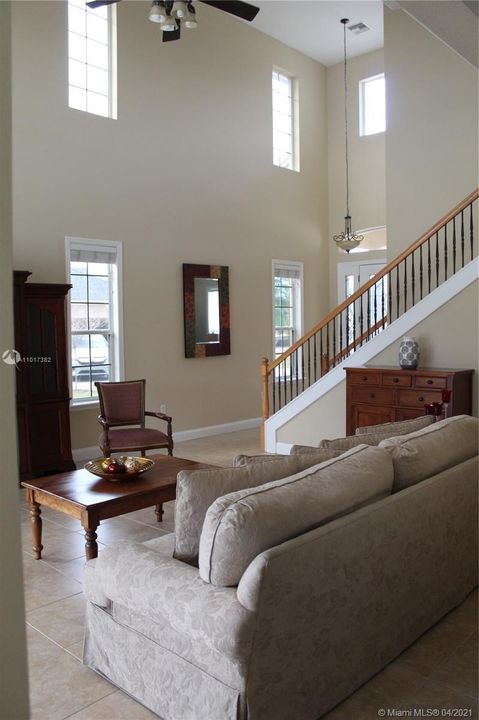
(343, 19, 350, 218)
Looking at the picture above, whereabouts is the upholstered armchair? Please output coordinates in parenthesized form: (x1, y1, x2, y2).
(95, 379, 173, 458)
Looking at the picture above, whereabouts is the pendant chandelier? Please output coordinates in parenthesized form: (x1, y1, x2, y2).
(333, 18, 363, 253)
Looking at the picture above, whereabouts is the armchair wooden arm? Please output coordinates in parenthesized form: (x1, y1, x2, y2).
(145, 411, 172, 424)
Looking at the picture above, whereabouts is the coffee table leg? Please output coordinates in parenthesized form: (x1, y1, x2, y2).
(30, 501, 43, 559)
(83, 526, 99, 560)
(155, 503, 164, 522)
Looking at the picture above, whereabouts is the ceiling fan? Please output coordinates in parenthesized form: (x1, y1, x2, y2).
(86, 0, 260, 42)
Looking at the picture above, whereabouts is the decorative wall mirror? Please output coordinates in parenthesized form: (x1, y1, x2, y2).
(182, 264, 230, 358)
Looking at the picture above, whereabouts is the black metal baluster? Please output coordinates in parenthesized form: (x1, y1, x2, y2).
(461, 210, 465, 267)
(326, 322, 330, 369)
(396, 266, 400, 319)
(284, 358, 288, 405)
(419, 246, 423, 300)
(272, 369, 276, 414)
(353, 297, 356, 351)
(411, 251, 415, 306)
(295, 347, 299, 397)
(387, 272, 392, 324)
(435, 232, 439, 287)
(470, 203, 474, 260)
(301, 343, 304, 392)
(366, 288, 371, 340)
(332, 316, 336, 367)
(339, 311, 343, 363)
(452, 216, 457, 275)
(427, 237, 431, 294)
(289, 349, 293, 403)
(345, 305, 349, 354)
(360, 294, 364, 345)
(381, 276, 386, 328)
(313, 333, 317, 382)
(444, 225, 448, 281)
(404, 259, 408, 314)
(373, 280, 377, 334)
(307, 338, 311, 389)
(278, 362, 281, 410)
(320, 328, 323, 377)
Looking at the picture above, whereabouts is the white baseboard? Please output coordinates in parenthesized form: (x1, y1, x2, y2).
(72, 417, 262, 464)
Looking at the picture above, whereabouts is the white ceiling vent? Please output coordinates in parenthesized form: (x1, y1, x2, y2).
(348, 22, 371, 35)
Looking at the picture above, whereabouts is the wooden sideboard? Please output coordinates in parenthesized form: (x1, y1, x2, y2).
(14, 271, 75, 480)
(345, 366, 474, 436)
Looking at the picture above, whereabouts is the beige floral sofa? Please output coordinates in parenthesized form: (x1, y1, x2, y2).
(82, 415, 478, 720)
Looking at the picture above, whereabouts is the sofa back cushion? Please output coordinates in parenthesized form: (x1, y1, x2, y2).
(234, 449, 340, 466)
(355, 415, 434, 436)
(318, 431, 394, 450)
(174, 457, 304, 565)
(379, 415, 479, 491)
(199, 445, 394, 586)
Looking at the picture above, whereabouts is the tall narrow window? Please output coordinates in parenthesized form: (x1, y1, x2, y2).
(66, 238, 123, 404)
(272, 69, 299, 171)
(68, 0, 117, 119)
(272, 261, 303, 365)
(359, 73, 385, 136)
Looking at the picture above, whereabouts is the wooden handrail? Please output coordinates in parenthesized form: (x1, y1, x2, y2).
(267, 188, 478, 374)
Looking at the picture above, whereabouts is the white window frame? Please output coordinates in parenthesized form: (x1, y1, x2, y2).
(65, 237, 124, 408)
(67, 0, 118, 119)
(272, 67, 300, 172)
(359, 73, 385, 137)
(272, 260, 304, 361)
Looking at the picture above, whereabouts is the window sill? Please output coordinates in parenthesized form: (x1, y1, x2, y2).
(70, 400, 100, 412)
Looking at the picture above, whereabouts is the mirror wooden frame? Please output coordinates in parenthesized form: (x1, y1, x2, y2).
(182, 263, 231, 358)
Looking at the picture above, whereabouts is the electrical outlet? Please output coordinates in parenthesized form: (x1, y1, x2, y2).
(160, 404, 167, 414)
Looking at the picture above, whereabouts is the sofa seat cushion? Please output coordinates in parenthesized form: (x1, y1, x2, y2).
(355, 415, 434, 436)
(379, 414, 479, 491)
(199, 445, 394, 587)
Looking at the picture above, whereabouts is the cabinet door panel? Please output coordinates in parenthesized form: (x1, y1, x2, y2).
(352, 404, 395, 433)
(395, 408, 426, 421)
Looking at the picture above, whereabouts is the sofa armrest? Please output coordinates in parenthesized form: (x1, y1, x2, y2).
(93, 541, 255, 659)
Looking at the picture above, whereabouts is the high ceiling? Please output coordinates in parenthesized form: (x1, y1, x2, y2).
(250, 1, 384, 66)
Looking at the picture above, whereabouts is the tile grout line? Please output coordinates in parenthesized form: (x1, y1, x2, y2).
(61, 689, 119, 719)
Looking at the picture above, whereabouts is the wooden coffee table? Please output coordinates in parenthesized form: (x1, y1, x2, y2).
(21, 455, 214, 561)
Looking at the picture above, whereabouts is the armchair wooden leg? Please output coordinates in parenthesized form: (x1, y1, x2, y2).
(155, 503, 164, 523)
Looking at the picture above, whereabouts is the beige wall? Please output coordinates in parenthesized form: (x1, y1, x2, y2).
(384, 6, 478, 260)
(277, 278, 479, 445)
(11, 1, 329, 449)
(0, 2, 30, 716)
(327, 49, 386, 307)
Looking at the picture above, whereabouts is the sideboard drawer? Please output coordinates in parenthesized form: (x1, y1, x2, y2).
(398, 389, 442, 408)
(382, 374, 411, 387)
(414, 375, 447, 390)
(350, 372, 381, 385)
(351, 386, 394, 405)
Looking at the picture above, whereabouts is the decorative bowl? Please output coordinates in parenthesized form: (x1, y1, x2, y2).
(84, 456, 155, 481)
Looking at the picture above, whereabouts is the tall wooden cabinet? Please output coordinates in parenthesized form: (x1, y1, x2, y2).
(345, 366, 474, 436)
(14, 271, 75, 480)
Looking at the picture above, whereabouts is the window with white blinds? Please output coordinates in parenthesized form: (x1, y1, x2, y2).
(66, 238, 123, 404)
(272, 69, 299, 171)
(68, 0, 117, 119)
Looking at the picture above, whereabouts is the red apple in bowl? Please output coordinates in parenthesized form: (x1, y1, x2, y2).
(106, 460, 126, 474)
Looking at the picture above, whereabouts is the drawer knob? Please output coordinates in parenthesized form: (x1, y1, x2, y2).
(362, 376, 368, 382)
(370, 393, 375, 399)
(418, 396, 424, 402)
(427, 379, 433, 385)
(393, 378, 399, 383)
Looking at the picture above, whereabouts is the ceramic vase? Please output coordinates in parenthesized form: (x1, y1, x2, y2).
(399, 336, 419, 369)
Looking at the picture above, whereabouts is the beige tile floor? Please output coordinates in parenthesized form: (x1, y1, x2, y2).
(21, 428, 478, 720)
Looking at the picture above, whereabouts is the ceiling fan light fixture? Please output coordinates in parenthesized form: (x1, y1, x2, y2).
(184, 3, 198, 28)
(149, 1, 167, 23)
(161, 12, 178, 31)
(172, 0, 188, 18)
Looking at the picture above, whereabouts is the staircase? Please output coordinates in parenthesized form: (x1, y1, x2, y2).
(261, 189, 478, 450)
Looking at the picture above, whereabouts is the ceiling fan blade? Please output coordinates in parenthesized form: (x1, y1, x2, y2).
(200, 0, 259, 22)
(86, 0, 121, 8)
(162, 25, 181, 42)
